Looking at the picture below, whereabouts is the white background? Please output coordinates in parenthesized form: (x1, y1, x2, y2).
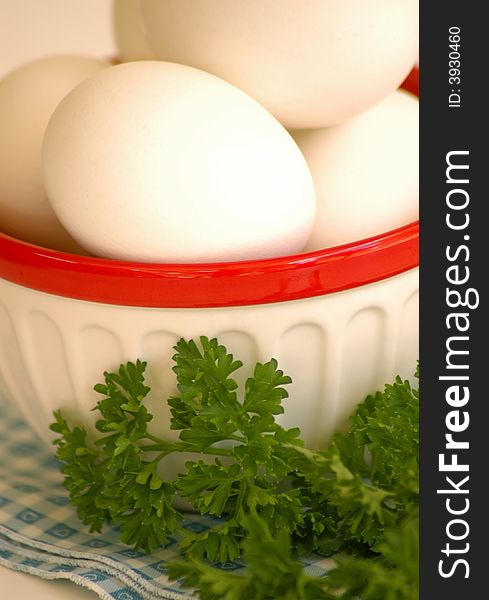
(0, 0, 115, 77)
(1, 2, 114, 596)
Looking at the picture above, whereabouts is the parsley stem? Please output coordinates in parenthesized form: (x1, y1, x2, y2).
(140, 441, 232, 457)
(151, 451, 168, 465)
(144, 432, 168, 445)
(140, 444, 174, 452)
(202, 447, 232, 457)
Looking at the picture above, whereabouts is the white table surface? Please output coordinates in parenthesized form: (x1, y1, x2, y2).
(1, 2, 114, 596)
(0, 567, 99, 599)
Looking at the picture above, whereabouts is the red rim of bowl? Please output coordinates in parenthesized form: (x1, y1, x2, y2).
(0, 69, 419, 309)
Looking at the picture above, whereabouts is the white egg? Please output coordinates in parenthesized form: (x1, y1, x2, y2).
(42, 61, 316, 263)
(140, 0, 418, 128)
(113, 0, 157, 62)
(291, 90, 419, 250)
(0, 55, 109, 252)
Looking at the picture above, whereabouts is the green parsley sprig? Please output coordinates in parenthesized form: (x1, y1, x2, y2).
(51, 337, 419, 599)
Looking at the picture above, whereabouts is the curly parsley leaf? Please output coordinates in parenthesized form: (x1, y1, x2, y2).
(171, 337, 304, 561)
(51, 337, 419, 599)
(290, 373, 419, 554)
(50, 411, 109, 533)
(325, 512, 419, 600)
(51, 359, 180, 553)
(169, 512, 335, 600)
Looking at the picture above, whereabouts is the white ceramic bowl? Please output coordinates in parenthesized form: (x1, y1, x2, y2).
(0, 222, 418, 453)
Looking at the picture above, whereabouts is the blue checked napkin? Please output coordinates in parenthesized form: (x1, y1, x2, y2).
(0, 400, 334, 599)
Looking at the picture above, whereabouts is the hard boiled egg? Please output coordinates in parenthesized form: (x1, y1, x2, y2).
(141, 0, 418, 128)
(42, 61, 316, 263)
(113, 0, 157, 62)
(0, 55, 109, 252)
(291, 90, 418, 250)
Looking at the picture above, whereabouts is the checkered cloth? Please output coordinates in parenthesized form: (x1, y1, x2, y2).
(0, 400, 334, 599)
